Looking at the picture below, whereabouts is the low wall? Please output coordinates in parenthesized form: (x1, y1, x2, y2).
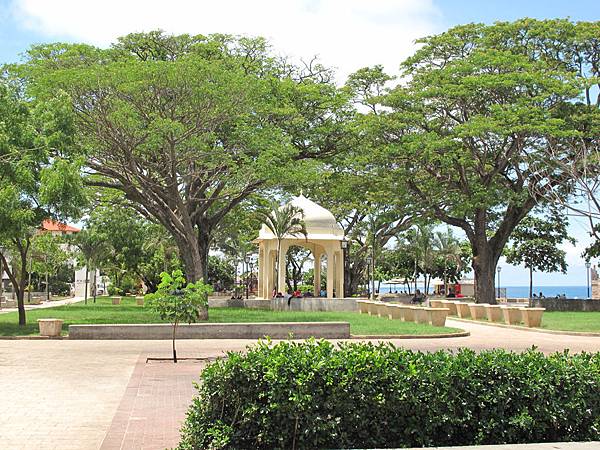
(208, 298, 271, 309)
(271, 297, 359, 312)
(69, 322, 350, 340)
(529, 298, 600, 312)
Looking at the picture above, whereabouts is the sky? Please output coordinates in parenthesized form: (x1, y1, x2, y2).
(0, 0, 598, 286)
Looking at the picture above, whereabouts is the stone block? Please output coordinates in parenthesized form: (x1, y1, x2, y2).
(429, 299, 444, 308)
(136, 296, 144, 306)
(414, 307, 429, 324)
(112, 297, 121, 305)
(486, 305, 503, 322)
(519, 307, 545, 327)
(440, 300, 458, 315)
(387, 304, 404, 320)
(469, 303, 489, 320)
(455, 302, 471, 318)
(502, 306, 522, 325)
(38, 319, 64, 337)
(356, 300, 371, 314)
(427, 308, 449, 327)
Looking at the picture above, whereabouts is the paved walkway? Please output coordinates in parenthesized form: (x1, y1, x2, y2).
(0, 296, 84, 314)
(0, 321, 599, 449)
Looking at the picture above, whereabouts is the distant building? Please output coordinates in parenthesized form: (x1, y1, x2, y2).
(40, 220, 80, 236)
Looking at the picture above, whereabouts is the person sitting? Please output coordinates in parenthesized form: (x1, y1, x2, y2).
(446, 288, 456, 298)
(293, 289, 302, 298)
(532, 293, 537, 298)
(411, 289, 425, 304)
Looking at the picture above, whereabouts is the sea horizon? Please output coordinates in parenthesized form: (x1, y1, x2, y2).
(379, 283, 591, 299)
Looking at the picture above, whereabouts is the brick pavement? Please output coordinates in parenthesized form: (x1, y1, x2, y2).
(1, 321, 600, 449)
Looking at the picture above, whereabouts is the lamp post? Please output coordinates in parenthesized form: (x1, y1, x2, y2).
(341, 238, 348, 298)
(366, 255, 373, 299)
(496, 266, 502, 299)
(244, 256, 250, 300)
(586, 261, 591, 299)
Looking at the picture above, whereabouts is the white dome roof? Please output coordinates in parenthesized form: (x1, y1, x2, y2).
(257, 195, 344, 241)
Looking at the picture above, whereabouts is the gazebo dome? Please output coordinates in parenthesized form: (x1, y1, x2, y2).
(257, 195, 344, 241)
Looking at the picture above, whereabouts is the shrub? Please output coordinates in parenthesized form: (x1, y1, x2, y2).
(178, 340, 600, 449)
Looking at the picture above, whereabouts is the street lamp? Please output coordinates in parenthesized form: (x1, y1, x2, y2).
(244, 256, 250, 300)
(366, 255, 373, 299)
(586, 261, 591, 299)
(340, 238, 348, 297)
(496, 266, 502, 299)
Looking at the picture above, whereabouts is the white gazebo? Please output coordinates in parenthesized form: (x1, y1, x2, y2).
(254, 195, 345, 299)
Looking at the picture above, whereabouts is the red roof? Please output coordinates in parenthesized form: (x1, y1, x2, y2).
(41, 220, 80, 233)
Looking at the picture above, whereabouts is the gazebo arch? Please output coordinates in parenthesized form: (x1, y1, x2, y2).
(254, 195, 345, 299)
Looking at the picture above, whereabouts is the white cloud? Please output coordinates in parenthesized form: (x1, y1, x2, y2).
(10, 0, 441, 82)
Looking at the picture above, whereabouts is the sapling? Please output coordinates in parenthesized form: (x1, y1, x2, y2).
(146, 270, 212, 363)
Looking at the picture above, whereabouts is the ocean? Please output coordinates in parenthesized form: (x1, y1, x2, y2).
(378, 283, 590, 299)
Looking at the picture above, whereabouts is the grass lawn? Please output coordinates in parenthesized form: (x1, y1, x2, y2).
(541, 311, 600, 332)
(0, 296, 460, 336)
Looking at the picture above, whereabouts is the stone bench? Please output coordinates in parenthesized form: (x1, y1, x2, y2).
(111, 296, 121, 305)
(485, 305, 503, 322)
(38, 319, 63, 337)
(439, 300, 458, 315)
(519, 307, 545, 327)
(455, 301, 472, 318)
(468, 303, 489, 320)
(501, 306, 522, 325)
(428, 307, 450, 327)
(135, 296, 144, 306)
(429, 299, 444, 309)
(27, 296, 43, 305)
(374, 302, 389, 318)
(386, 304, 404, 320)
(356, 300, 371, 314)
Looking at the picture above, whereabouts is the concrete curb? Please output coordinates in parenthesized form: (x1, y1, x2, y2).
(0, 335, 67, 340)
(351, 330, 470, 340)
(69, 322, 352, 340)
(450, 317, 600, 337)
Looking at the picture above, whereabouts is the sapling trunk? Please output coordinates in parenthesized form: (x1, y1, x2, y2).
(172, 320, 178, 363)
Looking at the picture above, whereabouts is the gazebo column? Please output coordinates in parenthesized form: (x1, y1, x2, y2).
(313, 250, 321, 296)
(257, 245, 264, 298)
(277, 241, 289, 295)
(326, 249, 334, 299)
(336, 250, 344, 298)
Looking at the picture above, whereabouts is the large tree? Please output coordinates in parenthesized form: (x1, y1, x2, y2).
(0, 81, 85, 324)
(367, 19, 598, 303)
(22, 32, 346, 318)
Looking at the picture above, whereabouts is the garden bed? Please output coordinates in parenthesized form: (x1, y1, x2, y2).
(0, 297, 460, 336)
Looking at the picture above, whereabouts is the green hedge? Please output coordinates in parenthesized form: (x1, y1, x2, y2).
(178, 340, 600, 449)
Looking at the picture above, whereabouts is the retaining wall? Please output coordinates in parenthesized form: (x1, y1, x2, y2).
(529, 298, 600, 312)
(271, 297, 358, 312)
(68, 322, 350, 340)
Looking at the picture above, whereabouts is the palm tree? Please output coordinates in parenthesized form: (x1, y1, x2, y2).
(434, 227, 463, 295)
(257, 202, 307, 295)
(70, 229, 111, 304)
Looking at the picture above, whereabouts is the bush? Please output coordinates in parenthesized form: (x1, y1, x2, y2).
(178, 341, 600, 450)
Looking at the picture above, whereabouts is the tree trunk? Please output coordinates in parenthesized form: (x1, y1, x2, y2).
(529, 267, 533, 299)
(172, 320, 178, 363)
(84, 264, 89, 305)
(472, 250, 498, 305)
(17, 253, 28, 326)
